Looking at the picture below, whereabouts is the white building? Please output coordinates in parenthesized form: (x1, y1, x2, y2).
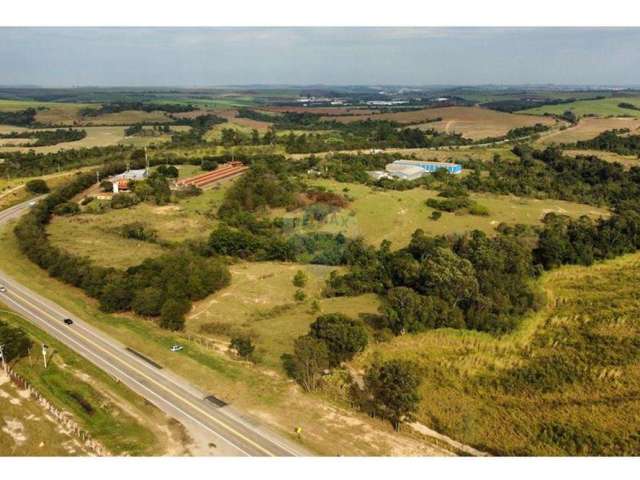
(384, 163, 426, 181)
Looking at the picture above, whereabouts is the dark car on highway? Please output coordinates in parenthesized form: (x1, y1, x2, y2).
(63, 318, 74, 325)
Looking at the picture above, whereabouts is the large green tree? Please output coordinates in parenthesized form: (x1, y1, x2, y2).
(308, 313, 368, 367)
(364, 359, 422, 431)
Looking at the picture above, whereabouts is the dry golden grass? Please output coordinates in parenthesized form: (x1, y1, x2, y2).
(538, 117, 640, 145)
(320, 106, 557, 140)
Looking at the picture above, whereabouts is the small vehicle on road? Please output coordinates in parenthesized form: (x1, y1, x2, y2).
(0, 285, 6, 293)
(29, 201, 36, 207)
(170, 345, 183, 352)
(63, 318, 74, 325)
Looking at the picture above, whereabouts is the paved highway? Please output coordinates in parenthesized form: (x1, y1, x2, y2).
(0, 198, 308, 456)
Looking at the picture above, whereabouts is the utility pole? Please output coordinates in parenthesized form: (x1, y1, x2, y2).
(0, 344, 6, 372)
(41, 344, 48, 369)
(145, 146, 149, 175)
(96, 171, 100, 184)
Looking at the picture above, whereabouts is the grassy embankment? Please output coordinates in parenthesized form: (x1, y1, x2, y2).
(352, 252, 640, 455)
(0, 308, 176, 456)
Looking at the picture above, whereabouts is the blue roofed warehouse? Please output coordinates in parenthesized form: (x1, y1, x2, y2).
(390, 160, 462, 175)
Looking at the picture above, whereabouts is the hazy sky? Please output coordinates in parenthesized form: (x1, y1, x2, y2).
(1, 27, 639, 87)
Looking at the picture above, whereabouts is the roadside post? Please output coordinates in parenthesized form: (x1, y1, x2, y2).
(41, 343, 48, 369)
(0, 344, 6, 372)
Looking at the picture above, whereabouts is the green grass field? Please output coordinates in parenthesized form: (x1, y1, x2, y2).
(47, 183, 231, 268)
(352, 252, 640, 455)
(520, 96, 640, 118)
(275, 179, 609, 249)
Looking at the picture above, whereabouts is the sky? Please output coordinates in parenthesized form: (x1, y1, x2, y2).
(1, 27, 639, 87)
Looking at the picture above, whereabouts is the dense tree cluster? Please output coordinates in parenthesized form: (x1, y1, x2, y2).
(0, 128, 87, 146)
(0, 108, 37, 126)
(283, 313, 368, 390)
(326, 229, 538, 334)
(575, 130, 640, 156)
(0, 319, 32, 362)
(80, 102, 196, 116)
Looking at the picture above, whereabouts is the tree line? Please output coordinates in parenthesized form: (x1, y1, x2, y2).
(0, 128, 87, 146)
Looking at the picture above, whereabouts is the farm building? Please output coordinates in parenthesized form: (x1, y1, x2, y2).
(388, 160, 462, 175)
(111, 168, 148, 192)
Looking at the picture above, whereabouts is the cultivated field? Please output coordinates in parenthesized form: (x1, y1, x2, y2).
(276, 179, 609, 249)
(537, 117, 640, 145)
(320, 106, 557, 140)
(352, 252, 640, 455)
(521, 96, 640, 118)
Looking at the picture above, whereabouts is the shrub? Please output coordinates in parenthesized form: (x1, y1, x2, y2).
(0, 319, 32, 362)
(25, 179, 49, 194)
(468, 202, 490, 216)
(201, 160, 218, 171)
(53, 201, 80, 216)
(230, 336, 255, 358)
(118, 222, 158, 242)
(131, 287, 165, 316)
(110, 193, 139, 209)
(294, 289, 306, 302)
(282, 335, 330, 392)
(99, 180, 113, 192)
(293, 270, 307, 288)
(159, 298, 191, 331)
(431, 210, 442, 221)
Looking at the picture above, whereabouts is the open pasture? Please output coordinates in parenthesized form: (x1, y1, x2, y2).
(187, 261, 379, 370)
(278, 179, 609, 249)
(47, 183, 231, 269)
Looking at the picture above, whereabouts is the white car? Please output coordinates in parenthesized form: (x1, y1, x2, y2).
(0, 285, 6, 293)
(28, 201, 36, 207)
(170, 345, 183, 352)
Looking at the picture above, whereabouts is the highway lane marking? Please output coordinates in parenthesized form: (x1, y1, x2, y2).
(0, 295, 253, 457)
(3, 286, 281, 457)
(1, 274, 302, 456)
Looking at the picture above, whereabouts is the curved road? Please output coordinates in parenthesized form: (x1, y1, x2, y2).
(0, 198, 308, 457)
